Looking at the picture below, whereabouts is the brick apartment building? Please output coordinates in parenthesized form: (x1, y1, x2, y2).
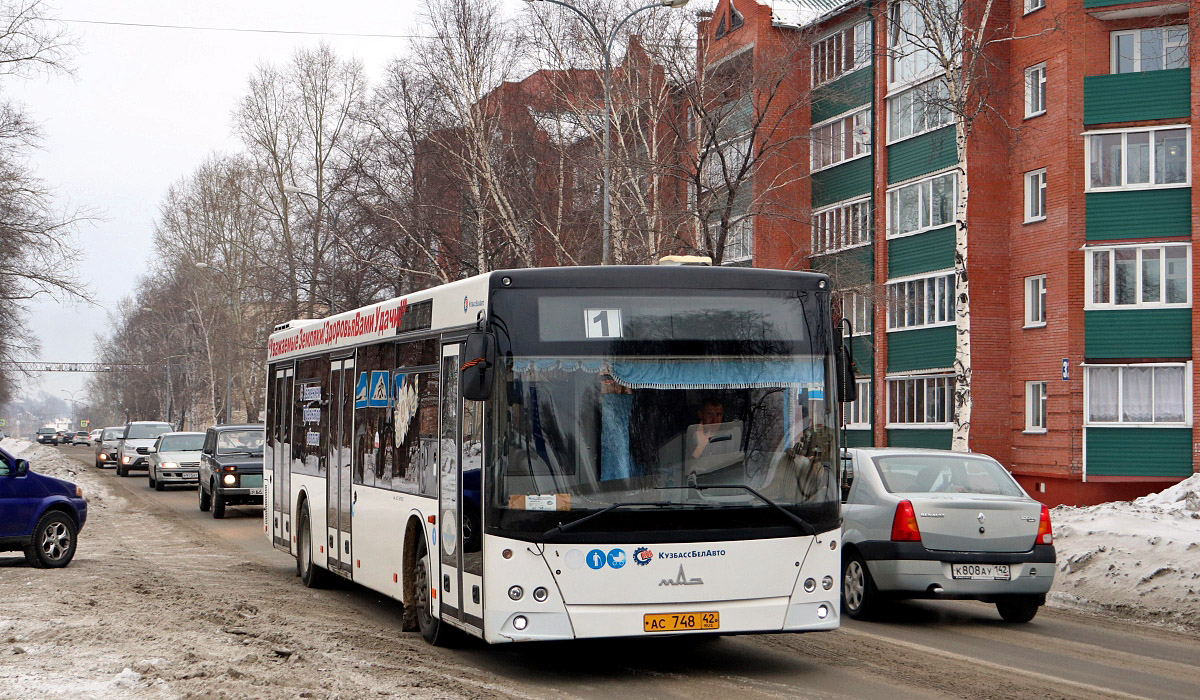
(701, 0, 1196, 505)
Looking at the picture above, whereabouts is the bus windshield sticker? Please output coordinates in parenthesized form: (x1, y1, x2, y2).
(354, 372, 369, 409)
(584, 309, 623, 339)
(368, 370, 390, 408)
(509, 494, 571, 511)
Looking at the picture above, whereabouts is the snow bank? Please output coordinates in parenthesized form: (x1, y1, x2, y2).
(0, 438, 114, 508)
(1049, 473, 1200, 630)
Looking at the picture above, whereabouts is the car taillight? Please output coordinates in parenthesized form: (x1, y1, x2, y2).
(1037, 505, 1053, 545)
(890, 500, 922, 542)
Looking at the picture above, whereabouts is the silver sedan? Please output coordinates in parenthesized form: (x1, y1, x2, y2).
(840, 448, 1056, 623)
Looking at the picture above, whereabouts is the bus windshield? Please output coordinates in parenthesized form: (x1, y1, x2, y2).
(489, 288, 838, 539)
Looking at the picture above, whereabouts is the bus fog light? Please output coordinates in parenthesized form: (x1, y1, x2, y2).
(532, 586, 548, 602)
(817, 604, 829, 619)
(803, 578, 816, 593)
(223, 474, 236, 486)
(513, 615, 528, 630)
(508, 585, 524, 601)
(822, 576, 834, 590)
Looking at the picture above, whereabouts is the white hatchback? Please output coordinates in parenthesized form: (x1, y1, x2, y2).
(840, 448, 1056, 623)
(147, 432, 205, 491)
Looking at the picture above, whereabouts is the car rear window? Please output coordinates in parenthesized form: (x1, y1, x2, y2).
(872, 454, 1025, 497)
(127, 423, 173, 439)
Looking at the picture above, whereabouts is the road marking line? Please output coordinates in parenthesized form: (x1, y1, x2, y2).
(839, 626, 1153, 700)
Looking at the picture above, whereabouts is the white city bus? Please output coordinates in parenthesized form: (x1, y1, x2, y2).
(264, 265, 853, 645)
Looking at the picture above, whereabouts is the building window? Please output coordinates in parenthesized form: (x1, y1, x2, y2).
(1025, 63, 1046, 117)
(887, 171, 956, 238)
(887, 374, 955, 426)
(1024, 168, 1047, 222)
(1025, 275, 1046, 327)
(701, 134, 750, 188)
(1111, 26, 1188, 74)
(714, 216, 753, 263)
(887, 272, 955, 331)
(887, 77, 952, 142)
(1086, 126, 1190, 191)
(888, 0, 951, 87)
(1026, 381, 1047, 432)
(1086, 363, 1190, 426)
(842, 290, 872, 336)
(812, 21, 871, 86)
(1024, 0, 1045, 14)
(811, 109, 871, 171)
(846, 378, 872, 428)
(1086, 244, 1190, 309)
(813, 198, 872, 255)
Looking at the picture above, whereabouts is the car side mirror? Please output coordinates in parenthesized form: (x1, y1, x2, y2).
(147, 447, 157, 454)
(13, 459, 29, 477)
(461, 331, 497, 401)
(840, 458, 855, 502)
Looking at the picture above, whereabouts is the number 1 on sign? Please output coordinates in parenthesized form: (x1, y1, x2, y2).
(585, 309, 622, 339)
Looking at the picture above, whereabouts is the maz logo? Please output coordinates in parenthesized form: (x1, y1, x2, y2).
(659, 566, 703, 586)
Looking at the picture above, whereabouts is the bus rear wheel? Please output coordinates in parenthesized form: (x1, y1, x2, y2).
(297, 503, 330, 589)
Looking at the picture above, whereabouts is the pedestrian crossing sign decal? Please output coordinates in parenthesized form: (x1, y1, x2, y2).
(354, 372, 370, 409)
(368, 370, 391, 408)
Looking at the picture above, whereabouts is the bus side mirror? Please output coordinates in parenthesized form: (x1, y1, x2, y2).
(835, 332, 857, 404)
(461, 331, 497, 401)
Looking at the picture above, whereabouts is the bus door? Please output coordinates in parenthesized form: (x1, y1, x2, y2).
(438, 341, 485, 631)
(328, 356, 355, 577)
(272, 365, 294, 551)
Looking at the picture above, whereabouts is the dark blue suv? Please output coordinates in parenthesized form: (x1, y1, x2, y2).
(0, 446, 88, 568)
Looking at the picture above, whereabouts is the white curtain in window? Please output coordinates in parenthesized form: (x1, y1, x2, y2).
(1088, 367, 1119, 421)
(1122, 366, 1153, 422)
(1153, 366, 1185, 422)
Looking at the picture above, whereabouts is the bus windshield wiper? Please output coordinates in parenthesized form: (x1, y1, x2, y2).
(542, 501, 673, 540)
(658, 484, 816, 536)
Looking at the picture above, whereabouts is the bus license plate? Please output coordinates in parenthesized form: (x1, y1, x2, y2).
(951, 563, 1010, 580)
(643, 611, 719, 633)
(249, 488, 263, 496)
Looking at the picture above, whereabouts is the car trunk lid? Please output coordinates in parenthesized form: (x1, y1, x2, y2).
(901, 495, 1040, 553)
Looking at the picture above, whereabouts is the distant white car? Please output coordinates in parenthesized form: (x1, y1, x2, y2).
(147, 432, 205, 491)
(840, 448, 1056, 623)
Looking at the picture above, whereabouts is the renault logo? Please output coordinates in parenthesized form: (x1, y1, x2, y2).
(659, 565, 703, 586)
(977, 512, 986, 524)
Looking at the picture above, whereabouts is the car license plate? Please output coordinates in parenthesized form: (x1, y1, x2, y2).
(643, 611, 719, 632)
(249, 488, 263, 496)
(184, 472, 197, 478)
(951, 563, 1011, 580)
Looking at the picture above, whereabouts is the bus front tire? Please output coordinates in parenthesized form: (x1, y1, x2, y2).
(297, 503, 330, 589)
(413, 535, 449, 646)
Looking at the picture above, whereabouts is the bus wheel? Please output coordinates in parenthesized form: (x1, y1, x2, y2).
(297, 503, 329, 589)
(414, 535, 447, 646)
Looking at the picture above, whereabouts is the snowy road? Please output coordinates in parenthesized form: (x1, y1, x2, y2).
(3, 443, 1199, 700)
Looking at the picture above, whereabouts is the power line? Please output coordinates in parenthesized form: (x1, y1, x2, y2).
(61, 18, 434, 40)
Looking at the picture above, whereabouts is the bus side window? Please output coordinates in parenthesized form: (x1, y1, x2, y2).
(417, 371, 440, 497)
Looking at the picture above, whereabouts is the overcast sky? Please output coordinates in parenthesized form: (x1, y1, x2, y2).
(11, 0, 535, 406)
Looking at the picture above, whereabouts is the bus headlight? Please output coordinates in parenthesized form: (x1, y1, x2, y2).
(803, 578, 816, 593)
(508, 585, 524, 601)
(223, 474, 237, 486)
(817, 604, 829, 619)
(512, 615, 528, 630)
(532, 587, 548, 602)
(822, 576, 834, 590)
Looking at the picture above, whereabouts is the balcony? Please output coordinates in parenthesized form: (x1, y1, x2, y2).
(1085, 1, 1189, 19)
(1083, 68, 1190, 125)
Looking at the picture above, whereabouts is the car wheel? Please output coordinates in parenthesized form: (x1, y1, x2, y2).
(842, 551, 881, 620)
(413, 533, 449, 645)
(23, 511, 78, 569)
(995, 595, 1041, 623)
(154, 475, 165, 492)
(148, 472, 156, 489)
(116, 463, 126, 477)
(297, 503, 330, 588)
(212, 489, 226, 519)
(198, 482, 211, 512)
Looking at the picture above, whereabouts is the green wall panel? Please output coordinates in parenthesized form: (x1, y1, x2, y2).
(1083, 0, 1159, 7)
(887, 325, 955, 372)
(1084, 69, 1190, 125)
(851, 335, 874, 373)
(812, 68, 874, 124)
(813, 245, 874, 287)
(1086, 188, 1191, 241)
(812, 156, 873, 209)
(1086, 427, 1193, 477)
(888, 225, 954, 278)
(887, 126, 956, 184)
(886, 429, 952, 449)
(845, 429, 874, 447)
(1085, 309, 1192, 359)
